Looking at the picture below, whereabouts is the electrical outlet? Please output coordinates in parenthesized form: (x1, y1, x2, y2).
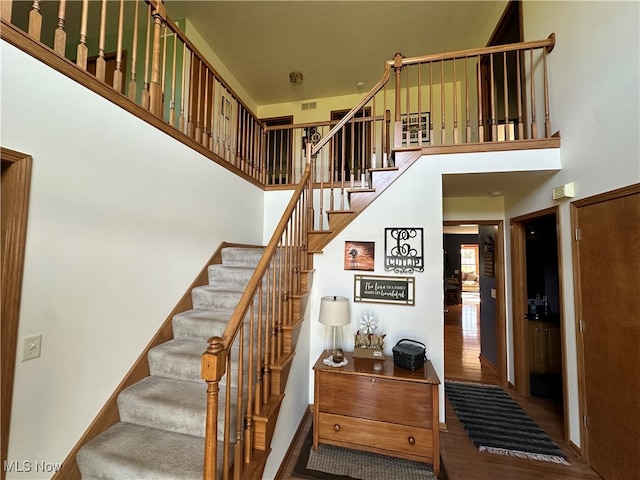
(21, 334, 42, 361)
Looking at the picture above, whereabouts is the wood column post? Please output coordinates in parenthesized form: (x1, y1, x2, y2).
(149, 2, 166, 117)
(202, 336, 227, 480)
(393, 53, 403, 148)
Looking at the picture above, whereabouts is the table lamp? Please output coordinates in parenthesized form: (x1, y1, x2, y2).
(319, 295, 351, 363)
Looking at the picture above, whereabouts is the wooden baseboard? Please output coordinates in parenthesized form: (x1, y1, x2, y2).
(274, 406, 312, 480)
(51, 242, 255, 480)
(478, 353, 498, 374)
(569, 440, 582, 458)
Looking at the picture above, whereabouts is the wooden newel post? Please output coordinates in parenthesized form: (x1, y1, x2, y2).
(202, 336, 228, 480)
(393, 53, 404, 148)
(149, 2, 166, 117)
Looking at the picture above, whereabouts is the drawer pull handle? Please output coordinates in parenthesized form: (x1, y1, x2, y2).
(371, 378, 376, 384)
(333, 424, 340, 432)
(408, 436, 415, 445)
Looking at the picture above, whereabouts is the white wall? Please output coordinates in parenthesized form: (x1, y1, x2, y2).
(306, 148, 560, 425)
(1, 43, 264, 478)
(3, 1, 639, 475)
(265, 0, 640, 460)
(500, 0, 640, 447)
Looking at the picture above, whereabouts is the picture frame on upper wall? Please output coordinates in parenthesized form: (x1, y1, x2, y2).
(344, 241, 375, 271)
(401, 112, 430, 146)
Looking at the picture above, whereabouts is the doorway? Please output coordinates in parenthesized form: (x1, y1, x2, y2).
(481, 0, 524, 141)
(262, 115, 294, 185)
(330, 108, 371, 182)
(511, 207, 567, 439)
(443, 221, 506, 386)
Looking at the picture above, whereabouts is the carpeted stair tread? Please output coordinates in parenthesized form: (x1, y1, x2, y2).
(148, 339, 209, 381)
(76, 422, 205, 480)
(172, 308, 235, 341)
(149, 339, 249, 385)
(77, 246, 269, 477)
(220, 247, 265, 266)
(191, 285, 245, 309)
(118, 376, 207, 437)
(208, 264, 257, 286)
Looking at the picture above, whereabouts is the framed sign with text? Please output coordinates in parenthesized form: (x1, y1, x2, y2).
(354, 274, 415, 306)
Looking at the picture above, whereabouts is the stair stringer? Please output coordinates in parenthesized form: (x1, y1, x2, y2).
(51, 242, 247, 480)
(308, 149, 422, 253)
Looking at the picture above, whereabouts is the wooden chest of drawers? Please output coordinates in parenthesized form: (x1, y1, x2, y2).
(313, 351, 440, 474)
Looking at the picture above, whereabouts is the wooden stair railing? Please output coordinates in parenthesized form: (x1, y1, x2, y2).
(266, 35, 557, 189)
(266, 35, 558, 252)
(201, 157, 313, 480)
(1, 0, 266, 186)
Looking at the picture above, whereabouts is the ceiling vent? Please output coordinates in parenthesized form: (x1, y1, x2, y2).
(302, 102, 316, 111)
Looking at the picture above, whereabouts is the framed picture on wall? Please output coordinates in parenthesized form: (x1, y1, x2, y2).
(344, 241, 375, 271)
(354, 274, 415, 306)
(401, 112, 430, 145)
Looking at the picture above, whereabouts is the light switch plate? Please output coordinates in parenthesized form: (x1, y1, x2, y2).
(21, 334, 42, 361)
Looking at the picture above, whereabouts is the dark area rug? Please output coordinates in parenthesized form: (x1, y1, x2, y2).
(445, 380, 569, 465)
(293, 426, 446, 480)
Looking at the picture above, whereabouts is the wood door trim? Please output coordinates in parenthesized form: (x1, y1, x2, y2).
(510, 206, 568, 442)
(570, 182, 640, 462)
(443, 220, 507, 387)
(0, 147, 33, 480)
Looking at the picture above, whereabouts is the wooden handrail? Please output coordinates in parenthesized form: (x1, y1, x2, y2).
(395, 34, 556, 66)
(217, 166, 310, 354)
(264, 34, 557, 192)
(2, 0, 266, 186)
(201, 158, 312, 479)
(312, 63, 392, 155)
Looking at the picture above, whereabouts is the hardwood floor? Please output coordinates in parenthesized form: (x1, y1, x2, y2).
(278, 293, 602, 480)
(441, 293, 600, 479)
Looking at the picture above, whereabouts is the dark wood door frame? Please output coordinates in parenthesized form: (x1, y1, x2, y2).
(510, 206, 568, 441)
(1, 147, 33, 480)
(443, 220, 507, 387)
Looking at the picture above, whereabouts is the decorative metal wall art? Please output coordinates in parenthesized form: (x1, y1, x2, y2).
(483, 235, 495, 278)
(384, 227, 424, 273)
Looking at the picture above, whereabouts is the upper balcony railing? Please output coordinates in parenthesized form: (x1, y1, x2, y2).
(266, 36, 558, 190)
(2, 2, 557, 193)
(2, 0, 266, 185)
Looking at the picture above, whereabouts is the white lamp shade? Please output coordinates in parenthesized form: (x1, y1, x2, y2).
(318, 296, 350, 326)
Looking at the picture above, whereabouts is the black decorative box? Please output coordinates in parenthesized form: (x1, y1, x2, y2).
(392, 339, 426, 371)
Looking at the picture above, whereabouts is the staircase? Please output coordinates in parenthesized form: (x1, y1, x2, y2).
(76, 247, 270, 479)
(308, 149, 423, 253)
